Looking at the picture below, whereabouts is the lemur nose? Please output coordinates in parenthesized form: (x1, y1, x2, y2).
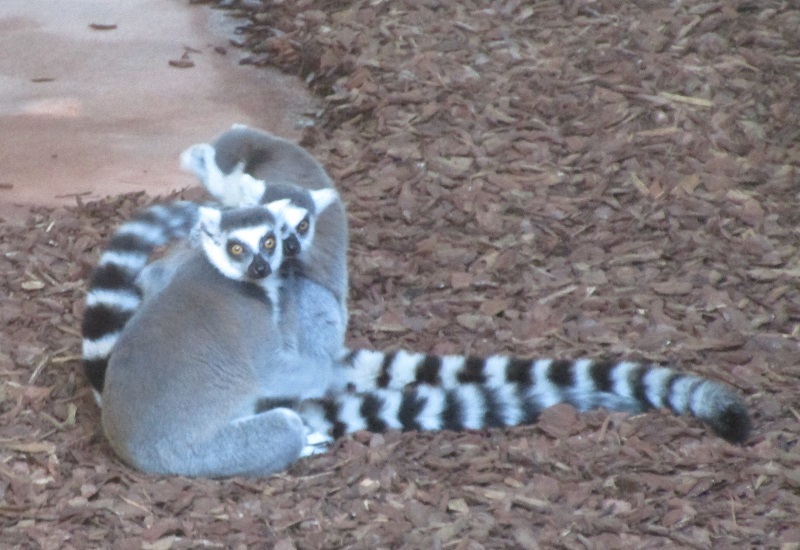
(248, 257, 271, 279)
(284, 236, 300, 256)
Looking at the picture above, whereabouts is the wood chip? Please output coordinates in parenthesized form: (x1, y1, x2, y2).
(88, 23, 117, 31)
(168, 59, 195, 69)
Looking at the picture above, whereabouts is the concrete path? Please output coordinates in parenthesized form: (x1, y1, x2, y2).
(0, 0, 313, 220)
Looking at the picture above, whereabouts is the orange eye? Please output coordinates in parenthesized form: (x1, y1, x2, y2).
(262, 236, 276, 250)
(228, 243, 244, 256)
(297, 220, 309, 234)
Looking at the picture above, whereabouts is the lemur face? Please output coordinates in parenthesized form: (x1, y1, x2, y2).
(220, 226, 279, 281)
(273, 187, 339, 260)
(278, 203, 313, 258)
(198, 201, 291, 282)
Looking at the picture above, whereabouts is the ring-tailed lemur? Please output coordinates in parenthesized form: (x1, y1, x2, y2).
(180, 124, 348, 322)
(82, 187, 339, 404)
(101, 203, 344, 477)
(87, 129, 750, 477)
(91, 211, 751, 476)
(178, 125, 752, 448)
(83, 200, 752, 451)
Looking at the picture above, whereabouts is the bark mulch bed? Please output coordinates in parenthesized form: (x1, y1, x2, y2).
(2, 0, 799, 547)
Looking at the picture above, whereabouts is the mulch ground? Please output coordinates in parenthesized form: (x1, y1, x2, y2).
(2, 0, 799, 548)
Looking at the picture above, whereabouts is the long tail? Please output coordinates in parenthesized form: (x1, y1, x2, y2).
(320, 349, 750, 444)
(81, 201, 200, 400)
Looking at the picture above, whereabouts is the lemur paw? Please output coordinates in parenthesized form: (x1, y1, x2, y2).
(300, 431, 333, 457)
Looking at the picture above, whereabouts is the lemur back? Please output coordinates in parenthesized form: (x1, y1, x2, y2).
(101, 205, 340, 477)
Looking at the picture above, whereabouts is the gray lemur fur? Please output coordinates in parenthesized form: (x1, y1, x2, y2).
(102, 205, 338, 477)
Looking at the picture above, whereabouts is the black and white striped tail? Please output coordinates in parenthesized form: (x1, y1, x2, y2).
(334, 349, 751, 443)
(298, 383, 540, 440)
(81, 201, 200, 401)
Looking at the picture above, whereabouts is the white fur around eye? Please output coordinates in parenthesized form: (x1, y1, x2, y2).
(234, 225, 277, 252)
(281, 204, 310, 228)
(201, 236, 244, 280)
(201, 222, 281, 281)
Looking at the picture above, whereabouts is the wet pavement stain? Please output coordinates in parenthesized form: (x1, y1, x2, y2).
(0, 0, 315, 220)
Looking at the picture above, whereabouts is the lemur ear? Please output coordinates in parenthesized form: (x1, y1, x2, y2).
(230, 123, 248, 130)
(309, 188, 339, 214)
(198, 207, 222, 240)
(265, 198, 292, 218)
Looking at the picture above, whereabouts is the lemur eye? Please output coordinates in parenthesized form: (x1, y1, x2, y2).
(227, 243, 244, 256)
(297, 219, 310, 234)
(262, 235, 276, 250)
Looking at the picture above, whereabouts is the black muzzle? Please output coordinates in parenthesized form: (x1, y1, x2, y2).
(247, 255, 272, 279)
(283, 234, 300, 257)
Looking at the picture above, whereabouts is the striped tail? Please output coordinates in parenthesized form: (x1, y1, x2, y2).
(333, 350, 751, 444)
(81, 201, 200, 402)
(298, 383, 539, 440)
